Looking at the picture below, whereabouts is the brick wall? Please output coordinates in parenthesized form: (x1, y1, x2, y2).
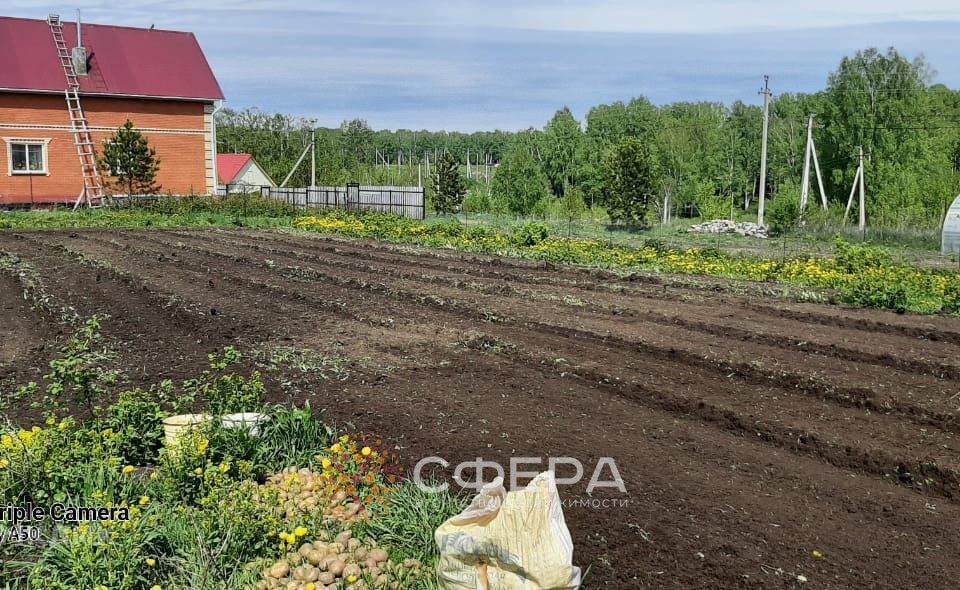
(0, 92, 213, 204)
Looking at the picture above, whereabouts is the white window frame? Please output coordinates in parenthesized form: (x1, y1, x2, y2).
(4, 138, 52, 176)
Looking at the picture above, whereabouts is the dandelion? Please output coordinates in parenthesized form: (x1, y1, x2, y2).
(294, 526, 308, 537)
(139, 496, 150, 506)
(346, 575, 358, 583)
(145, 558, 156, 567)
(122, 466, 135, 475)
(305, 584, 316, 590)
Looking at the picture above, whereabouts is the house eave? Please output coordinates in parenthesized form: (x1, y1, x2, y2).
(0, 87, 223, 103)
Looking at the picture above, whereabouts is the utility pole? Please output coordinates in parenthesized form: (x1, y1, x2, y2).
(799, 114, 813, 214)
(757, 75, 772, 227)
(310, 121, 316, 188)
(843, 146, 866, 229)
(858, 146, 866, 232)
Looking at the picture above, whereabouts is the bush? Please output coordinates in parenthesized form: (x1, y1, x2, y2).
(30, 503, 167, 590)
(833, 238, 891, 273)
(107, 390, 167, 466)
(767, 194, 801, 236)
(0, 420, 128, 504)
(512, 222, 550, 246)
(840, 268, 944, 313)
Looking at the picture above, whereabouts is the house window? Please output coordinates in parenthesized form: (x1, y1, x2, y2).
(5, 139, 50, 175)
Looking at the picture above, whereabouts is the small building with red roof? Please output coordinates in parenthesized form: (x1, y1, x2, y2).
(0, 14, 224, 205)
(217, 153, 276, 192)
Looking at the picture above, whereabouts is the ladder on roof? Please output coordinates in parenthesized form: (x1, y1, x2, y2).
(47, 14, 106, 209)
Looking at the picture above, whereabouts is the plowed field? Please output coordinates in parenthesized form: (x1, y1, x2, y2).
(2, 228, 959, 589)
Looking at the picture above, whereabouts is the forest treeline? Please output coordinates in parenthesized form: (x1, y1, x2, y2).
(216, 47, 960, 229)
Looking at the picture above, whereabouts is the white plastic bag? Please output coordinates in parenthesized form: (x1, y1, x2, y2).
(435, 471, 582, 590)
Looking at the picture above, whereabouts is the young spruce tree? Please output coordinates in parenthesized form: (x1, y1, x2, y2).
(98, 120, 161, 197)
(431, 152, 467, 215)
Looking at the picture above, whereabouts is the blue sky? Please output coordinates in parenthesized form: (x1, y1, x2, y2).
(8, 1, 960, 131)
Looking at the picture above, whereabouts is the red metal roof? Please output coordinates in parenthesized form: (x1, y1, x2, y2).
(217, 153, 253, 184)
(0, 16, 224, 101)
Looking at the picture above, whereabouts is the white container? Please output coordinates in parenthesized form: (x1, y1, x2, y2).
(221, 412, 270, 437)
(162, 413, 212, 447)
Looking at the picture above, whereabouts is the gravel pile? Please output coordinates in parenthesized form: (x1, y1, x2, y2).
(687, 219, 768, 238)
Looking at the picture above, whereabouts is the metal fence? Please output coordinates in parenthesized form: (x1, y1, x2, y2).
(219, 183, 425, 220)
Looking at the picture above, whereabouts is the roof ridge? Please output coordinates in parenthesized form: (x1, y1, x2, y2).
(0, 15, 192, 36)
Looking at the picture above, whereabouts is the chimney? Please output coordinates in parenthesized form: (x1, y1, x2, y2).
(71, 9, 88, 76)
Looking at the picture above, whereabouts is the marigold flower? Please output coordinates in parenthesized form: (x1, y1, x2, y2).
(361, 446, 371, 457)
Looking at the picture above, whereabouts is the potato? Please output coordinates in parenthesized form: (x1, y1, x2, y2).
(269, 561, 291, 579)
(347, 538, 361, 551)
(335, 530, 352, 545)
(299, 543, 314, 558)
(342, 563, 361, 578)
(328, 560, 346, 576)
(318, 572, 335, 585)
(306, 550, 326, 566)
(367, 549, 388, 563)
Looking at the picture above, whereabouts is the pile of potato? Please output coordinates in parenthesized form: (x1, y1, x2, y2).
(255, 530, 423, 590)
(265, 468, 370, 524)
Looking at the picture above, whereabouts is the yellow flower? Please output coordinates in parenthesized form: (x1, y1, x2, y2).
(812, 550, 823, 559)
(346, 575, 358, 583)
(145, 558, 157, 567)
(197, 439, 209, 455)
(321, 458, 332, 469)
(122, 466, 135, 475)
(339, 434, 350, 443)
(150, 586, 163, 590)
(0, 459, 10, 469)
(31, 426, 41, 434)
(57, 420, 68, 431)
(139, 496, 150, 506)
(331, 443, 343, 454)
(218, 462, 230, 473)
(294, 526, 308, 537)
(361, 446, 371, 457)
(194, 467, 204, 476)
(305, 584, 316, 590)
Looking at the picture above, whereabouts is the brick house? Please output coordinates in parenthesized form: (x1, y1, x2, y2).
(0, 15, 223, 205)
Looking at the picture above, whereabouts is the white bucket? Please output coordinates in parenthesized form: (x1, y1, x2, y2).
(221, 412, 270, 437)
(162, 414, 212, 447)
